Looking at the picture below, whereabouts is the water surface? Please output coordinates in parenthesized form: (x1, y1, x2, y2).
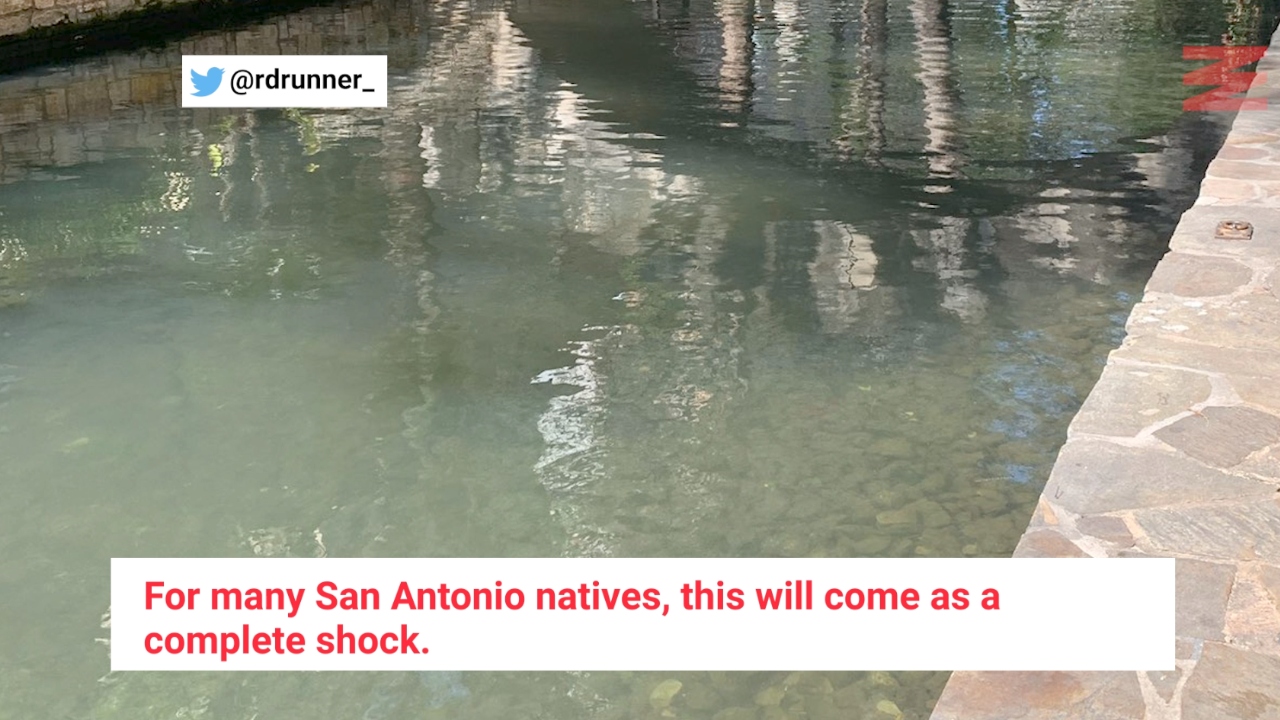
(0, 0, 1275, 717)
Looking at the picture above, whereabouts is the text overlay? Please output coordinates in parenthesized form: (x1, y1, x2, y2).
(181, 55, 387, 108)
(111, 557, 1174, 672)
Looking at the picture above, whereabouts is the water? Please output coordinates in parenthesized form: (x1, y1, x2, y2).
(0, 0, 1275, 717)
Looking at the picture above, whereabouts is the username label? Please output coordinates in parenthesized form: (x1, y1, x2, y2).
(182, 55, 388, 108)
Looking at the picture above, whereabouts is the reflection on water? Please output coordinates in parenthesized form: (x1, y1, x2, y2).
(0, 0, 1275, 717)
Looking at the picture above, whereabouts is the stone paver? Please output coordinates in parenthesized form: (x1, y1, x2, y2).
(931, 672, 1145, 720)
(1154, 406, 1280, 468)
(932, 23, 1280, 720)
(1180, 643, 1280, 720)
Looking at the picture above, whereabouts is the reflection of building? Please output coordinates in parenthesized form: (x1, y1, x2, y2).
(410, 6, 697, 256)
(4, 0, 1231, 528)
(5, 0, 1215, 331)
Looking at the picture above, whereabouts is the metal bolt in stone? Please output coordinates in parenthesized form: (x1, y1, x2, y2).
(1214, 220, 1253, 240)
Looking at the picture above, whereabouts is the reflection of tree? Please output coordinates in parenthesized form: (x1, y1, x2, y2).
(908, 0, 986, 321)
(809, 220, 879, 333)
(1223, 0, 1263, 45)
(860, 0, 889, 164)
(380, 82, 442, 502)
(834, 0, 889, 162)
(910, 0, 961, 186)
(717, 0, 754, 115)
(1131, 0, 1267, 44)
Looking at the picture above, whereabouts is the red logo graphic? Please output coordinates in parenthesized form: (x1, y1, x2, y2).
(1183, 45, 1268, 111)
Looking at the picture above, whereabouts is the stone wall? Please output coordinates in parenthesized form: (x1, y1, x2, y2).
(0, 0, 194, 38)
(0, 1, 418, 183)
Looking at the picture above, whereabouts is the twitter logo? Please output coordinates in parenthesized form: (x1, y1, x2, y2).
(190, 67, 224, 97)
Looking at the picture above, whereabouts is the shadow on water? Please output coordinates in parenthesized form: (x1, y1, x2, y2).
(0, 0, 1278, 718)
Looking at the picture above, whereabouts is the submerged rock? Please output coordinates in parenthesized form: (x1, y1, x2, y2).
(876, 699, 904, 719)
(875, 507, 917, 527)
(649, 679, 684, 710)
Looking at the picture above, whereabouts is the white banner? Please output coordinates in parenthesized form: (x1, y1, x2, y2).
(181, 55, 387, 108)
(110, 557, 1174, 671)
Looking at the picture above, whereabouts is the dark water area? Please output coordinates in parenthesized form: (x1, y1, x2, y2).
(0, 0, 1276, 718)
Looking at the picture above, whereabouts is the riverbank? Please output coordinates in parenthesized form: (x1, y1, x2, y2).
(931, 26, 1280, 720)
(0, 0, 185, 38)
(0, 0, 334, 72)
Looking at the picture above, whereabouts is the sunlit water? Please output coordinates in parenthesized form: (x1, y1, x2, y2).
(0, 0, 1276, 717)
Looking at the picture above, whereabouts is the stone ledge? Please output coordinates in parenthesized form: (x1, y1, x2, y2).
(0, 0, 335, 73)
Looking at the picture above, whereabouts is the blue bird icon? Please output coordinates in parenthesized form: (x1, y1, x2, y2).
(190, 67, 224, 97)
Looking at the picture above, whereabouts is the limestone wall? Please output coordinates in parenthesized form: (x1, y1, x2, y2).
(0, 2, 414, 183)
(0, 0, 193, 38)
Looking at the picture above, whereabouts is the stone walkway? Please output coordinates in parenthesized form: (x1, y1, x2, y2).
(931, 26, 1280, 720)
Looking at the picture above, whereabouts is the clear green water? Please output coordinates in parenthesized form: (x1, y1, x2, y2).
(0, 0, 1275, 717)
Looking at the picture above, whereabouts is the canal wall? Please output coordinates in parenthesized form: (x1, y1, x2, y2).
(0, 0, 192, 38)
(931, 25, 1280, 720)
(0, 1, 417, 184)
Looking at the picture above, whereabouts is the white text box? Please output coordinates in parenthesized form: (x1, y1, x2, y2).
(181, 56, 387, 108)
(111, 557, 1174, 671)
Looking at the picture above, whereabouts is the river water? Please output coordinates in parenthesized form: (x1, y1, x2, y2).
(0, 0, 1275, 718)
